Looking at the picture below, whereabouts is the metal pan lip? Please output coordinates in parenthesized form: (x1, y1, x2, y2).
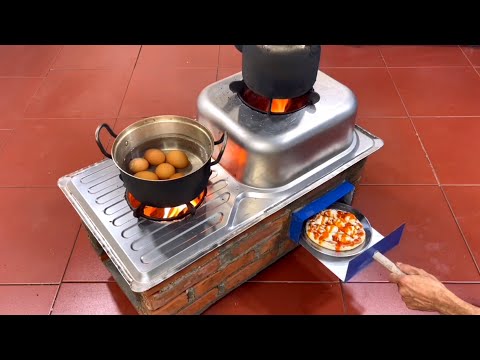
(303, 202, 373, 258)
(111, 115, 215, 183)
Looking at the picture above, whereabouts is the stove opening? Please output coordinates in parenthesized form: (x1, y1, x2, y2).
(126, 189, 207, 222)
(239, 83, 313, 115)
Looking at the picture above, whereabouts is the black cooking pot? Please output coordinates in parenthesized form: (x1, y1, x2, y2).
(95, 115, 227, 208)
(235, 45, 321, 99)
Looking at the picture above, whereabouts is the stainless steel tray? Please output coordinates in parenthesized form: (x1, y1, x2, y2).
(197, 71, 360, 188)
(58, 125, 383, 293)
(303, 202, 373, 258)
(300, 227, 387, 282)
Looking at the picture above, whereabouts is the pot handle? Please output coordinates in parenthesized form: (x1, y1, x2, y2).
(211, 132, 228, 166)
(95, 123, 118, 159)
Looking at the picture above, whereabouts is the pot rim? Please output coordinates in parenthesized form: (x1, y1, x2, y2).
(111, 115, 216, 183)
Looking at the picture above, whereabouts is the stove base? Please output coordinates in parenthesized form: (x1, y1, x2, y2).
(84, 159, 367, 315)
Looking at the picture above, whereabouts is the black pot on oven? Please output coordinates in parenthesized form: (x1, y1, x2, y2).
(235, 45, 321, 99)
(95, 115, 227, 208)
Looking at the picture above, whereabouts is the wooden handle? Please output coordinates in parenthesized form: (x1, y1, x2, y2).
(372, 251, 405, 275)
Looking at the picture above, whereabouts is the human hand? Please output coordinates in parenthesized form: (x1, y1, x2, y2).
(389, 263, 454, 313)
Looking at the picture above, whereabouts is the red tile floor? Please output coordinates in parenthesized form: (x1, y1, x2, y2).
(1, 45, 480, 315)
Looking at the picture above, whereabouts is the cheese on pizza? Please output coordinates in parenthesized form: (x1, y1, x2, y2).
(306, 209, 366, 252)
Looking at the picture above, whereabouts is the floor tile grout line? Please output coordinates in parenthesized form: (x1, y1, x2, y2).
(45, 67, 145, 71)
(0, 283, 60, 286)
(378, 46, 473, 68)
(20, 77, 48, 120)
(0, 130, 14, 151)
(49, 287, 61, 315)
(408, 116, 480, 274)
(410, 116, 480, 118)
(246, 280, 340, 284)
(439, 187, 480, 274)
(338, 280, 480, 284)
(380, 50, 480, 276)
(215, 45, 221, 81)
(379, 51, 442, 185)
(48, 224, 83, 315)
(59, 280, 117, 284)
(359, 184, 441, 187)
(357, 116, 410, 119)
(459, 47, 480, 79)
(409, 119, 480, 273)
(21, 117, 129, 120)
(441, 184, 480, 187)
(339, 282, 348, 314)
(109, 46, 144, 136)
(45, 46, 64, 77)
(0, 281, 119, 286)
(37, 66, 220, 71)
(0, 76, 46, 79)
(361, 183, 479, 187)
(364, 115, 480, 118)
(459, 46, 476, 69)
(324, 65, 475, 69)
(474, 67, 480, 78)
(114, 45, 143, 120)
(0, 186, 63, 189)
(18, 46, 64, 120)
(322, 66, 387, 69)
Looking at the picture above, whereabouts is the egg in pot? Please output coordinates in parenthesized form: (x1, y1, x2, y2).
(155, 163, 176, 180)
(144, 148, 165, 166)
(166, 150, 189, 169)
(134, 171, 159, 180)
(129, 158, 149, 173)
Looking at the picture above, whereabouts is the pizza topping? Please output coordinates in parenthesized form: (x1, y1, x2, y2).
(306, 209, 365, 252)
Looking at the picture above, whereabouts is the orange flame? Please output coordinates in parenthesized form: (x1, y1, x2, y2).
(128, 190, 206, 220)
(241, 86, 310, 115)
(271, 99, 290, 113)
(222, 140, 248, 181)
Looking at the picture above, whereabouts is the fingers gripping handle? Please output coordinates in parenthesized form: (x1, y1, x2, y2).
(373, 251, 405, 276)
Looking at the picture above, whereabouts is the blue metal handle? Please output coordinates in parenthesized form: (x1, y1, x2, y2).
(344, 223, 406, 281)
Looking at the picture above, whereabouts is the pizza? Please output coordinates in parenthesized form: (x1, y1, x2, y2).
(306, 209, 366, 252)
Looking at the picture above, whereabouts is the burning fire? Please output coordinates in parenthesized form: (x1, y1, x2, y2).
(240, 86, 311, 115)
(222, 140, 248, 180)
(270, 99, 290, 113)
(127, 190, 206, 221)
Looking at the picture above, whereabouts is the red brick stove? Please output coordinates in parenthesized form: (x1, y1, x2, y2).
(58, 46, 384, 314)
(83, 160, 367, 314)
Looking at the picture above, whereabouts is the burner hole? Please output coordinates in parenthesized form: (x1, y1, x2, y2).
(229, 80, 244, 94)
(309, 92, 320, 105)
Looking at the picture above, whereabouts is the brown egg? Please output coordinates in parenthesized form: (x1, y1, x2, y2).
(169, 172, 184, 180)
(134, 171, 159, 180)
(129, 158, 149, 174)
(166, 150, 190, 169)
(144, 148, 165, 166)
(155, 163, 176, 180)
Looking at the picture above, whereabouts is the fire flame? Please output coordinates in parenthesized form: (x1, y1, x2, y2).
(241, 86, 310, 115)
(127, 190, 206, 220)
(270, 99, 290, 113)
(222, 140, 248, 180)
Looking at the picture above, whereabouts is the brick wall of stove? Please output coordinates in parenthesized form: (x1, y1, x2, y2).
(86, 159, 367, 315)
